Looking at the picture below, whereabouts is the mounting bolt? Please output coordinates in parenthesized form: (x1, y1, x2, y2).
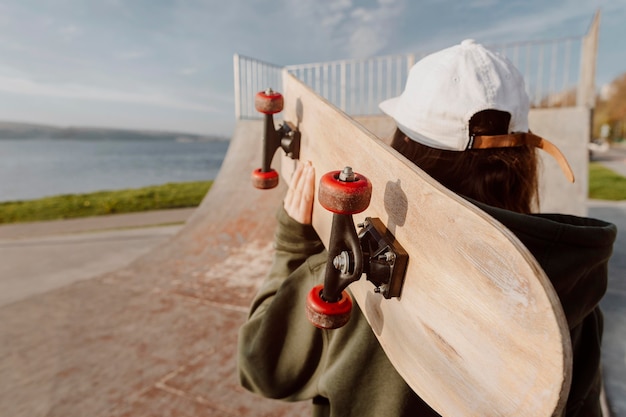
(378, 251, 395, 263)
(333, 251, 351, 274)
(339, 166, 356, 182)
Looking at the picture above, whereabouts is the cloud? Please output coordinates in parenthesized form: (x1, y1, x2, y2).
(114, 49, 151, 60)
(342, 0, 406, 58)
(179, 67, 199, 76)
(466, 0, 500, 8)
(488, 1, 603, 41)
(0, 73, 218, 113)
(283, 0, 406, 59)
(59, 24, 81, 40)
(400, 0, 605, 57)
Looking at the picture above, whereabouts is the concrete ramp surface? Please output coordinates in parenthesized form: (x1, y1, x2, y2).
(0, 120, 310, 416)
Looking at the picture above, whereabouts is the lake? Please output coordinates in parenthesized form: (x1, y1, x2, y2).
(0, 137, 230, 202)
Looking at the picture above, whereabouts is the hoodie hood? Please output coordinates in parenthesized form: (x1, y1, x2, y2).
(470, 198, 617, 329)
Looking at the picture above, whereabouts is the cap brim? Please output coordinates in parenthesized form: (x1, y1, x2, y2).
(379, 95, 456, 150)
(379, 96, 401, 118)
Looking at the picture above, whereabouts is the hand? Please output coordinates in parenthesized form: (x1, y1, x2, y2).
(284, 161, 315, 224)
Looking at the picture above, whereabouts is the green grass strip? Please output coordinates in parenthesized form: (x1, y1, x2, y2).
(0, 181, 212, 224)
(589, 163, 626, 201)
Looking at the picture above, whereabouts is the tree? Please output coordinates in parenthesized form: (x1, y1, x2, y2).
(605, 73, 626, 122)
(594, 72, 626, 140)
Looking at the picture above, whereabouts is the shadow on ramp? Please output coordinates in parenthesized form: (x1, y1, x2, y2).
(0, 120, 310, 416)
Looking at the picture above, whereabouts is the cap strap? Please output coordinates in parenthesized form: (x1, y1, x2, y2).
(470, 132, 575, 183)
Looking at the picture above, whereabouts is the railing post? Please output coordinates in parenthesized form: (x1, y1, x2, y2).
(233, 55, 285, 119)
(577, 10, 600, 108)
(233, 54, 241, 120)
(535, 44, 544, 107)
(340, 61, 346, 112)
(407, 53, 415, 74)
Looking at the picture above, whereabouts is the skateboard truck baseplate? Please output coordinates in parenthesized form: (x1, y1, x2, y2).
(358, 217, 409, 299)
(323, 216, 408, 302)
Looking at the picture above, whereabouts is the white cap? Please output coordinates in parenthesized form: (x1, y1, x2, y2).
(379, 39, 530, 151)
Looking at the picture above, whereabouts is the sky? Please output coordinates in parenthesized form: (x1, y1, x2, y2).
(0, 0, 624, 136)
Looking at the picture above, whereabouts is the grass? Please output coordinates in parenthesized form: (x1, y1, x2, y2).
(589, 162, 626, 201)
(0, 181, 212, 224)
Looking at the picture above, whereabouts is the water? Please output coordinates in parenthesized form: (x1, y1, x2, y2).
(0, 138, 230, 202)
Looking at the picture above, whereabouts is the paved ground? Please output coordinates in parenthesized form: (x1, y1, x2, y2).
(0, 208, 195, 240)
(0, 139, 623, 416)
(591, 145, 626, 417)
(0, 211, 194, 308)
(589, 199, 626, 417)
(592, 142, 626, 177)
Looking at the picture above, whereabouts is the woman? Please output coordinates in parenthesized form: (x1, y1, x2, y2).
(238, 40, 616, 417)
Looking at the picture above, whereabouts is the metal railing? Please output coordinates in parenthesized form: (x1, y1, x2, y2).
(234, 13, 599, 119)
(285, 53, 427, 117)
(489, 37, 581, 108)
(233, 54, 283, 120)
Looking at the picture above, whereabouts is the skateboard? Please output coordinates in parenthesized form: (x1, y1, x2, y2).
(251, 73, 572, 416)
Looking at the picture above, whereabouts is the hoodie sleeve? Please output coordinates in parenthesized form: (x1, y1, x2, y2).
(238, 206, 328, 401)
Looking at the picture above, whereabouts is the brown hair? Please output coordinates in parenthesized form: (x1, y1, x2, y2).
(390, 110, 539, 214)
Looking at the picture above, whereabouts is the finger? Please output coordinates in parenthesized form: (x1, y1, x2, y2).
(284, 161, 304, 208)
(291, 160, 305, 188)
(299, 163, 315, 223)
(284, 161, 315, 224)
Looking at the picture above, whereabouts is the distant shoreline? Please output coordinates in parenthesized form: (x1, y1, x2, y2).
(0, 120, 229, 142)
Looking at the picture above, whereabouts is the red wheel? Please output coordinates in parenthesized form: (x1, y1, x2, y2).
(305, 284, 353, 329)
(318, 169, 372, 214)
(255, 89, 284, 114)
(251, 168, 279, 189)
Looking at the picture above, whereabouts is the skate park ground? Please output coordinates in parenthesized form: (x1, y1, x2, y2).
(0, 122, 624, 416)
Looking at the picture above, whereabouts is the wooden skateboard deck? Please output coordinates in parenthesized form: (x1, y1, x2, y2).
(276, 72, 571, 416)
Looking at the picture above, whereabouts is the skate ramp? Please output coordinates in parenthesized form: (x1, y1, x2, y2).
(0, 120, 310, 416)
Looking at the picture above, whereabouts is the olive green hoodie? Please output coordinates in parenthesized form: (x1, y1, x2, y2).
(238, 202, 616, 417)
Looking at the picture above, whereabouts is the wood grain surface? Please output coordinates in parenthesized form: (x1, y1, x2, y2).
(279, 72, 571, 417)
